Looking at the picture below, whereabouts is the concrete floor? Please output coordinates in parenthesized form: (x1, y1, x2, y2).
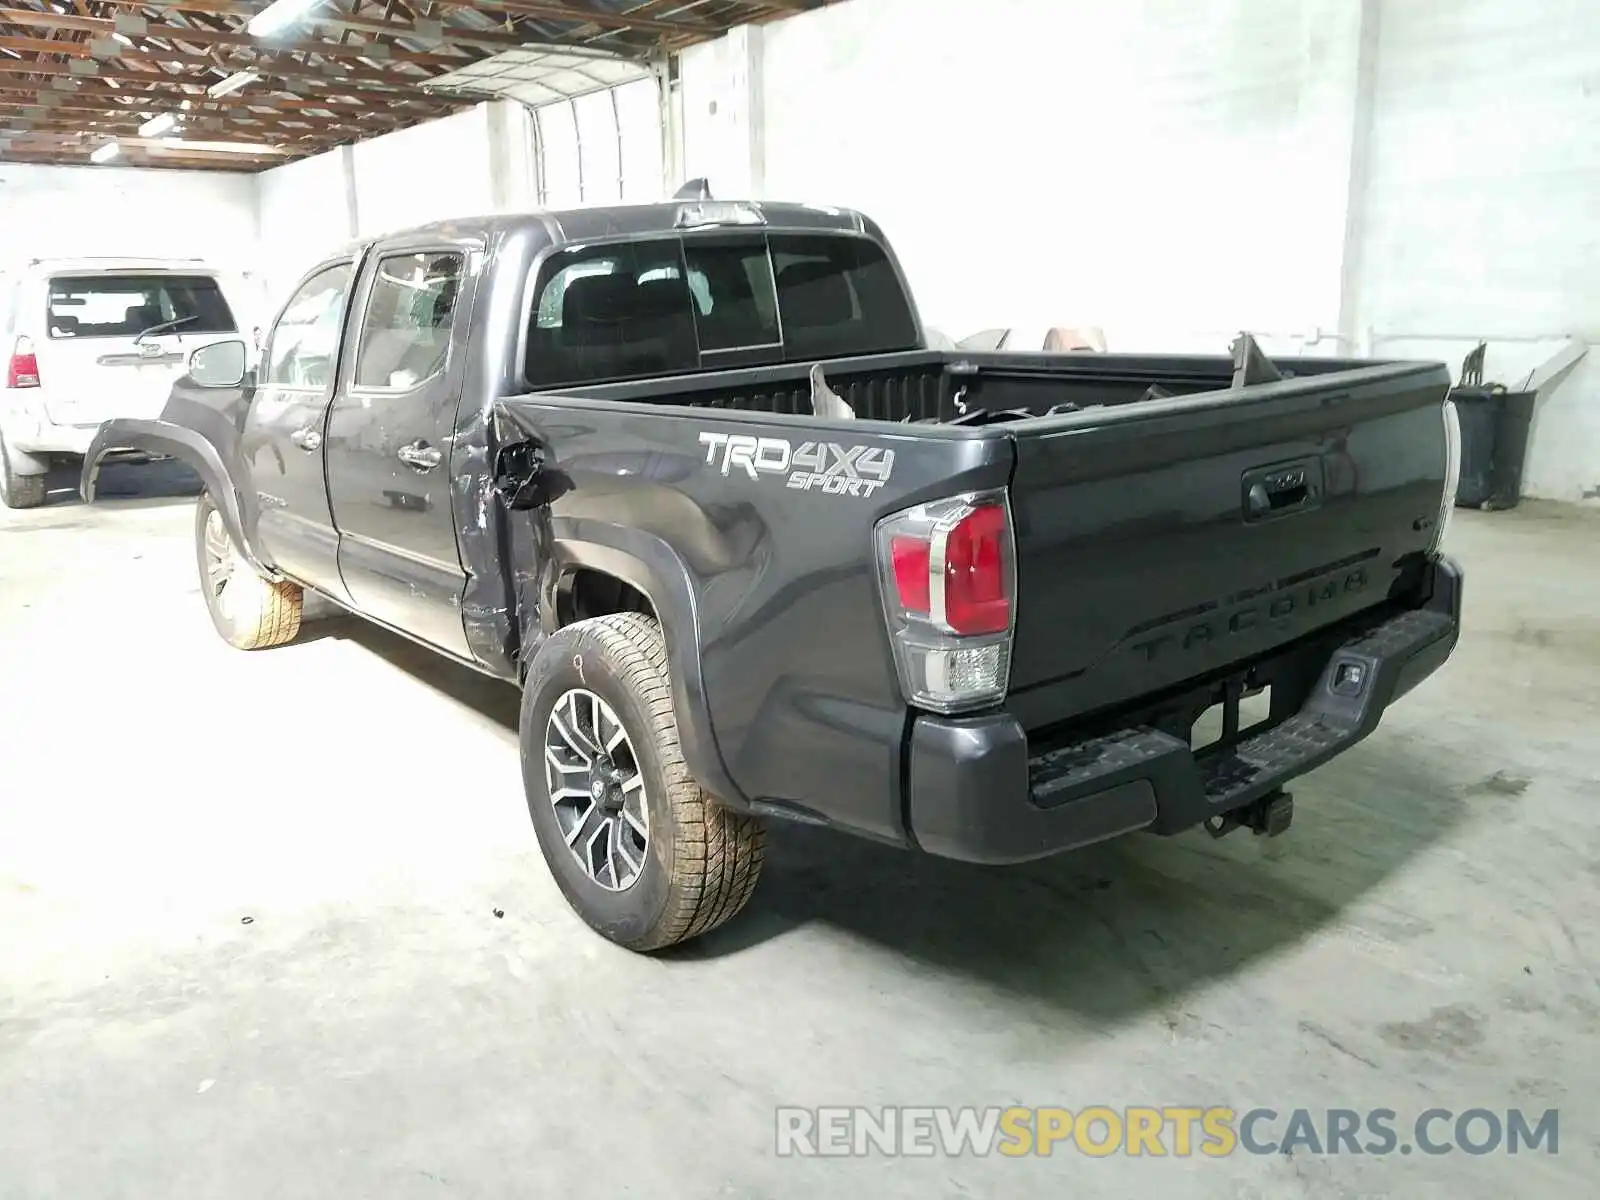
(1, 462, 1596, 1199)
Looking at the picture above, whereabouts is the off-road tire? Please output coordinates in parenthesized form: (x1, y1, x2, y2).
(0, 431, 46, 509)
(520, 612, 765, 951)
(194, 491, 302, 649)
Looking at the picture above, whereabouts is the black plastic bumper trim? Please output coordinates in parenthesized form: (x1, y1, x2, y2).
(905, 555, 1463, 865)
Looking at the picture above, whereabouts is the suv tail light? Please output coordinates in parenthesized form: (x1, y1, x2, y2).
(874, 491, 1016, 713)
(6, 336, 39, 389)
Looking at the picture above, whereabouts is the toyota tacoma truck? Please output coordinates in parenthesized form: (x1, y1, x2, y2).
(81, 196, 1465, 952)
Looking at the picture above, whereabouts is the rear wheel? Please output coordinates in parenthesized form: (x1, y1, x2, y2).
(520, 612, 765, 951)
(194, 492, 302, 649)
(0, 431, 46, 510)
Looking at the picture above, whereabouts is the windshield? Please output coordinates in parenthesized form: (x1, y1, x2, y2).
(525, 232, 919, 389)
(46, 274, 236, 340)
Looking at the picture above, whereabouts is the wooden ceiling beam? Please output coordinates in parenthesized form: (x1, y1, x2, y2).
(0, 54, 451, 95)
(1, 105, 383, 140)
(0, 10, 477, 66)
(0, 147, 277, 169)
(100, 0, 719, 39)
(0, 78, 461, 112)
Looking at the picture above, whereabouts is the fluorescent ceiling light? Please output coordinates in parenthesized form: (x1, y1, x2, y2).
(207, 70, 260, 98)
(138, 112, 178, 138)
(113, 32, 135, 47)
(247, 0, 323, 37)
(158, 138, 287, 155)
(90, 142, 120, 164)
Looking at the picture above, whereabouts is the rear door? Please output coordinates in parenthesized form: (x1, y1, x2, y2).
(36, 271, 238, 429)
(1002, 363, 1453, 729)
(325, 243, 475, 657)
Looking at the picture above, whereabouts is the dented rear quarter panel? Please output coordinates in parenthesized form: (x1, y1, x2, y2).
(496, 394, 1016, 844)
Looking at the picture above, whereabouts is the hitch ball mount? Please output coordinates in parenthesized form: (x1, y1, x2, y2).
(1204, 789, 1294, 840)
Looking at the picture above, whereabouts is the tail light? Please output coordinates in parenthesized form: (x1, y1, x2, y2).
(1430, 398, 1461, 554)
(874, 490, 1016, 713)
(6, 336, 39, 389)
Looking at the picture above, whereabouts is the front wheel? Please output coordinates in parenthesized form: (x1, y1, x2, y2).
(520, 612, 765, 951)
(194, 492, 302, 649)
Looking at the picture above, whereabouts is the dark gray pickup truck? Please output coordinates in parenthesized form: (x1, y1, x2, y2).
(83, 195, 1465, 951)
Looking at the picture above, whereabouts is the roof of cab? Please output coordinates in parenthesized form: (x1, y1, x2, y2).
(339, 199, 873, 257)
(13, 256, 220, 275)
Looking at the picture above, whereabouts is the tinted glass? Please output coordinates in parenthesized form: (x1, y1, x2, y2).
(46, 274, 236, 340)
(264, 264, 352, 390)
(526, 241, 698, 389)
(354, 252, 464, 389)
(523, 233, 919, 389)
(680, 241, 780, 352)
(769, 235, 918, 359)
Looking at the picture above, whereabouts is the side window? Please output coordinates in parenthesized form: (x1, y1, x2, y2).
(353, 252, 465, 390)
(264, 264, 353, 390)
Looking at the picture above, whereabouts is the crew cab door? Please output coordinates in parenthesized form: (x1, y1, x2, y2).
(242, 260, 356, 594)
(325, 244, 475, 657)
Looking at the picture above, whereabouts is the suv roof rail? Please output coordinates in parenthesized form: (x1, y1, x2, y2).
(26, 256, 208, 267)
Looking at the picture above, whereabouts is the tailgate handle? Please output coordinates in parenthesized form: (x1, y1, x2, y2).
(1243, 460, 1320, 521)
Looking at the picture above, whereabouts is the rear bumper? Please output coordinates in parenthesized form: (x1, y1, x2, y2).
(905, 555, 1464, 864)
(11, 423, 98, 457)
(2, 399, 102, 457)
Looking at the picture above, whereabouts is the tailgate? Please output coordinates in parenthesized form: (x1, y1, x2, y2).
(1004, 362, 1452, 728)
(40, 270, 235, 427)
(41, 336, 190, 427)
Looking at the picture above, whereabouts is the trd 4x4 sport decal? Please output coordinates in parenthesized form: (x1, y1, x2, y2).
(697, 432, 896, 498)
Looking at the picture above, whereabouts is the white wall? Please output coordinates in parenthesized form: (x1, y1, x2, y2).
(681, 0, 1600, 501)
(252, 102, 537, 309)
(0, 162, 268, 326)
(350, 105, 498, 237)
(1348, 0, 1600, 501)
(256, 148, 355, 304)
(684, 0, 1368, 349)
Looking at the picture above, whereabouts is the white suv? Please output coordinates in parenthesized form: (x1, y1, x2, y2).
(1, 258, 250, 508)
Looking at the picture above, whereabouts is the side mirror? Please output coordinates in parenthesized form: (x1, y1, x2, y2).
(188, 339, 248, 388)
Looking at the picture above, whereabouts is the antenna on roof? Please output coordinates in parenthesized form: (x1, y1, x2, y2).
(673, 178, 712, 201)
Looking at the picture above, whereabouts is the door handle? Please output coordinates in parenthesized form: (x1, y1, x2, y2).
(397, 440, 443, 471)
(289, 426, 322, 452)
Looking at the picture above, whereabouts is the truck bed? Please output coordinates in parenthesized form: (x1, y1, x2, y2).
(503, 345, 1452, 759)
(547, 347, 1384, 424)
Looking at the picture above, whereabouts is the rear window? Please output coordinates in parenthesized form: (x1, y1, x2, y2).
(46, 274, 236, 340)
(524, 233, 918, 389)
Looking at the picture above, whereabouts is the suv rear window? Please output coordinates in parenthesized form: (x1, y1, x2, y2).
(525, 233, 917, 389)
(46, 274, 236, 340)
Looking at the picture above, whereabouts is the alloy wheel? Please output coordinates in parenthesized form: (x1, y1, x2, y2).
(544, 688, 651, 891)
